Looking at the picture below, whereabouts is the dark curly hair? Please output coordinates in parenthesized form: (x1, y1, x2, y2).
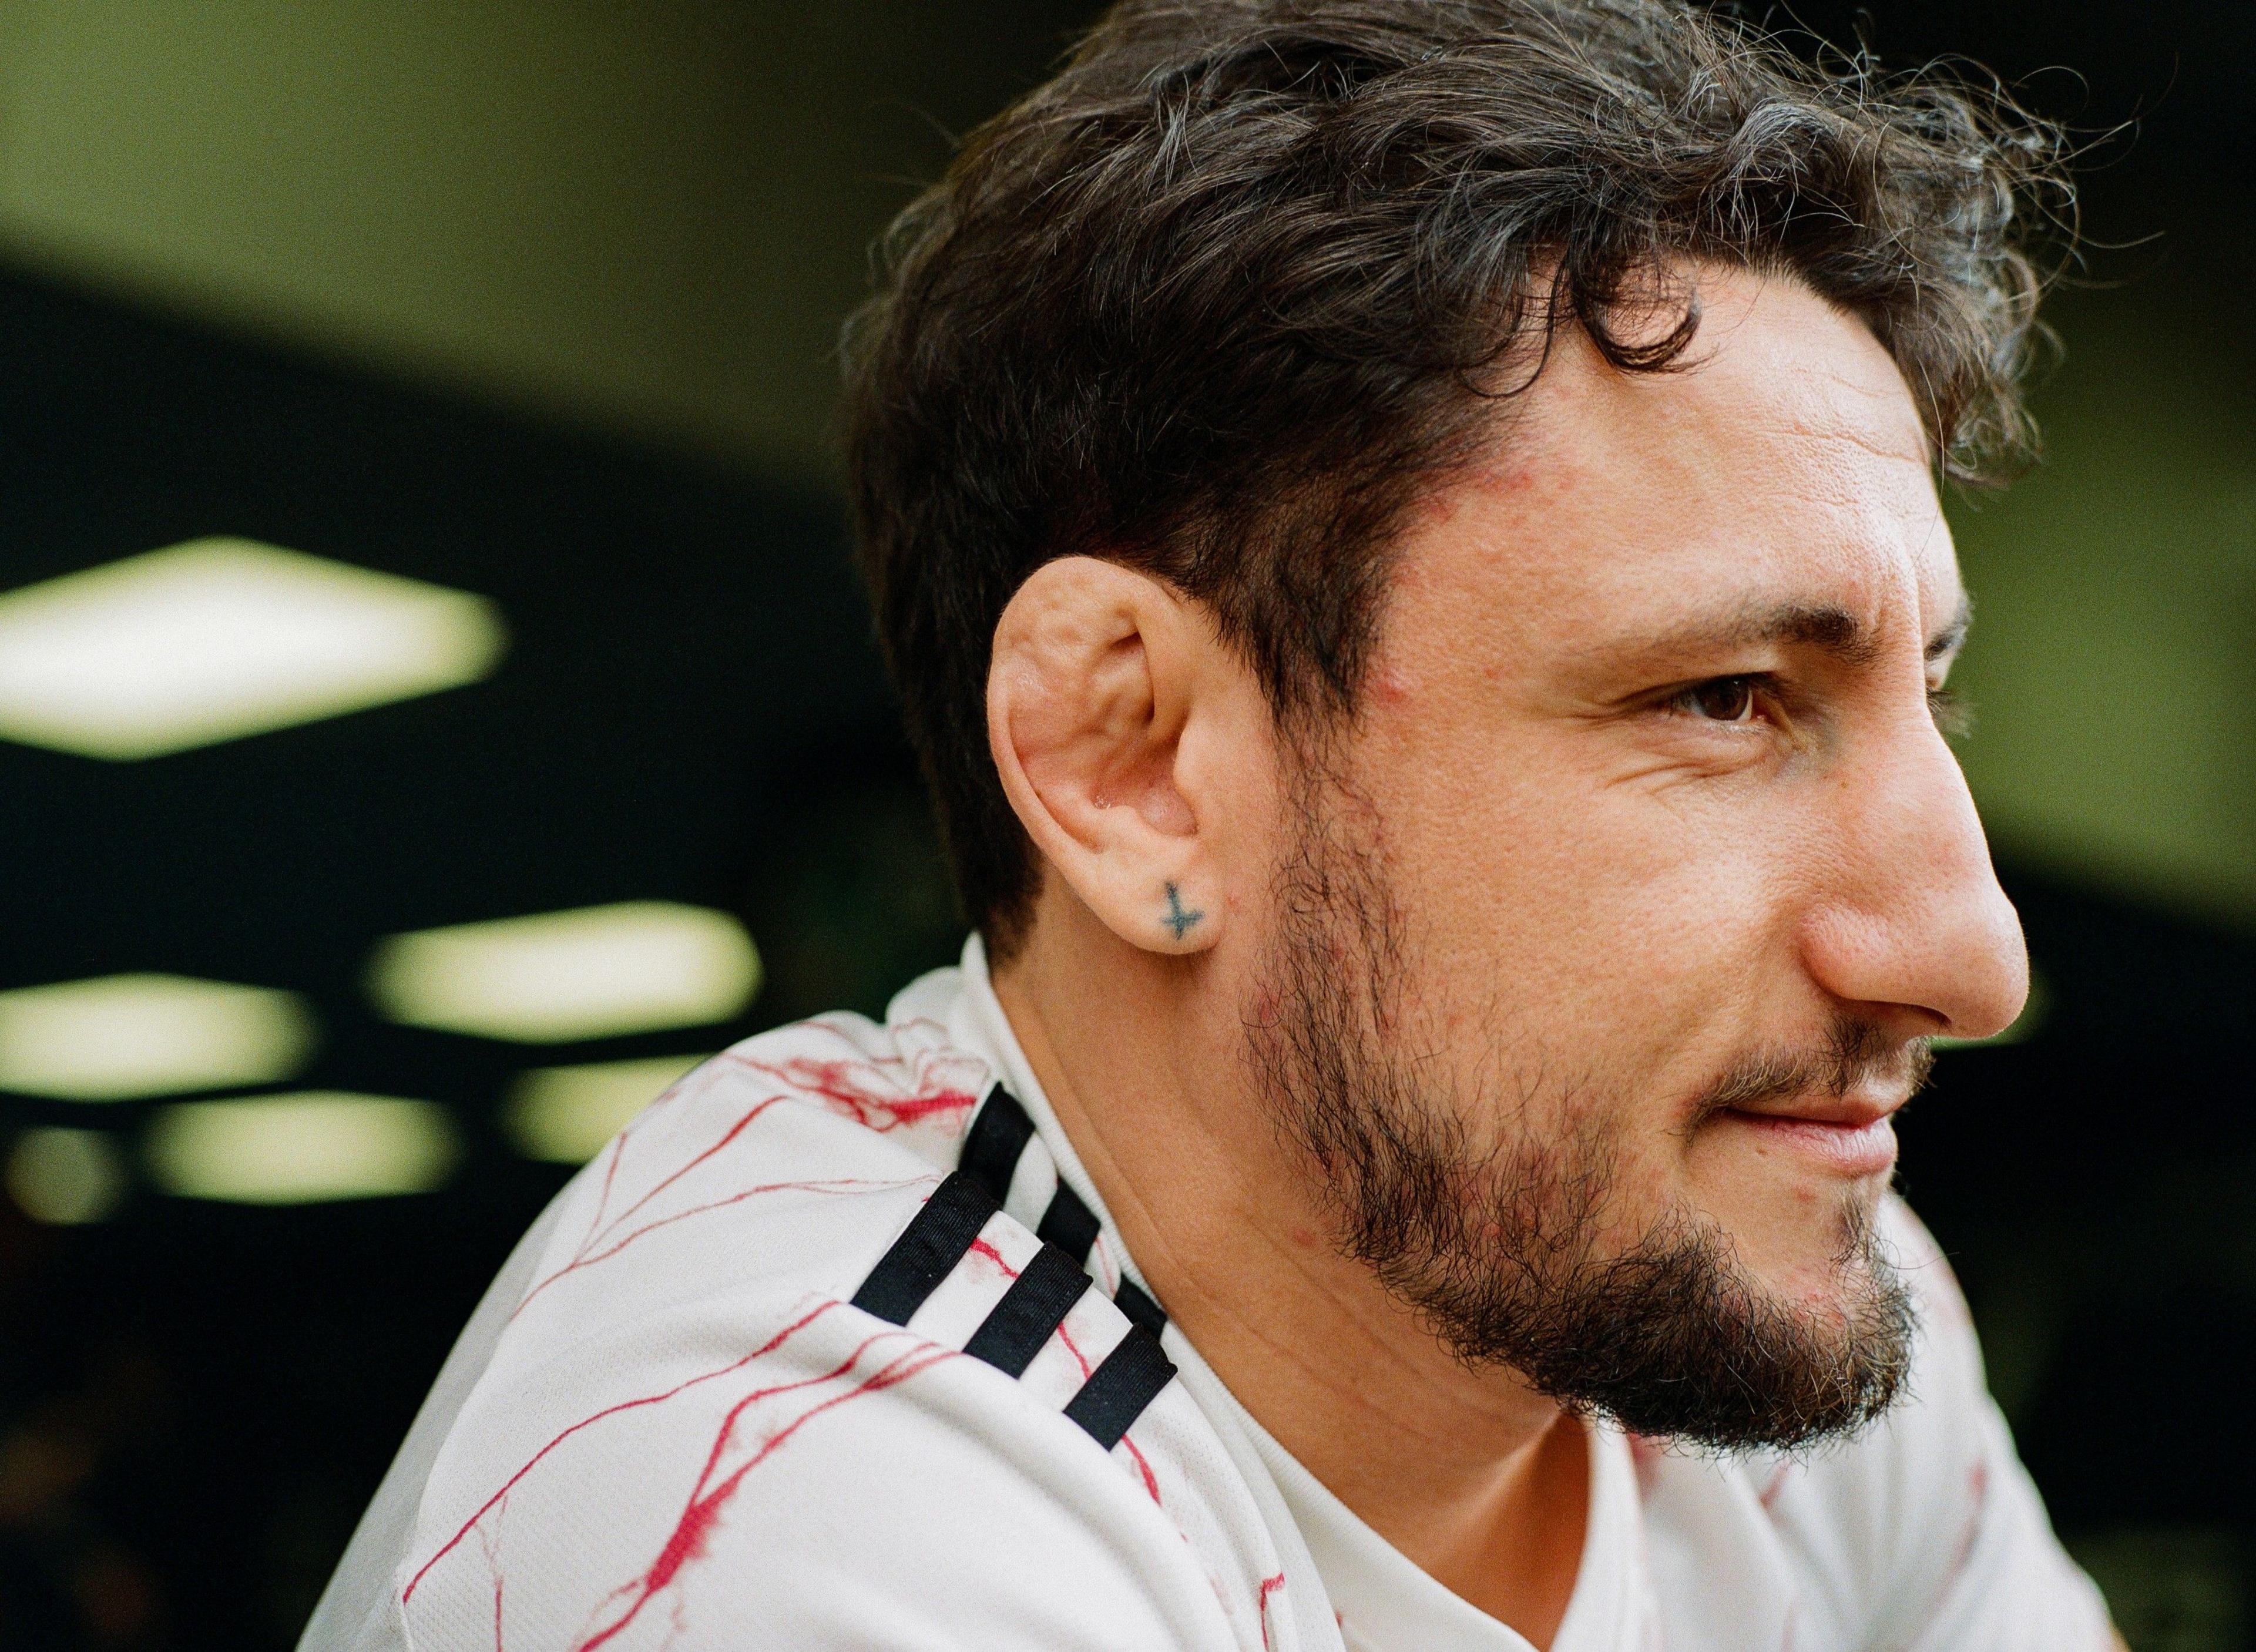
(842, 0, 2071, 957)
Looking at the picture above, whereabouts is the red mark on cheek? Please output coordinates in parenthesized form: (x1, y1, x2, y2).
(1369, 667, 1414, 706)
(1476, 449, 1566, 497)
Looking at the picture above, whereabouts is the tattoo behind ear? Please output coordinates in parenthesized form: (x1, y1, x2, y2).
(1163, 883, 1205, 942)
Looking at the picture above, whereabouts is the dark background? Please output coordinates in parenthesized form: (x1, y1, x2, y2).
(0, 3, 2250, 1647)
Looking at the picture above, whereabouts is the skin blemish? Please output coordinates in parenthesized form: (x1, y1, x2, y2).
(1163, 882, 1205, 941)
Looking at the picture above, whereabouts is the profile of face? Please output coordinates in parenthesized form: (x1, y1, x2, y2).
(991, 267, 2030, 1452)
(1237, 270, 2028, 1448)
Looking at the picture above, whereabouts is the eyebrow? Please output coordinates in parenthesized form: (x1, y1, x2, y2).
(1639, 593, 1972, 670)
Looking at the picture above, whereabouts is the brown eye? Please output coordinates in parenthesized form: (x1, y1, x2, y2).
(1679, 676, 1759, 723)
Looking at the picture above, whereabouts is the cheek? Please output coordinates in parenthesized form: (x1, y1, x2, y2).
(1359, 729, 1841, 1245)
(1383, 750, 1798, 1068)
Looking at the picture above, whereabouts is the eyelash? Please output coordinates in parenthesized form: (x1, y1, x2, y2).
(1665, 675, 1770, 726)
(1664, 675, 1973, 738)
(1927, 685, 1972, 739)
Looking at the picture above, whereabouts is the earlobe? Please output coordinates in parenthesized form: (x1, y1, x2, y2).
(987, 558, 1228, 957)
(1157, 880, 1209, 946)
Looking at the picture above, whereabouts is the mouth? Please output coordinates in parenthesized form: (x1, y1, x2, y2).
(1711, 1096, 1903, 1178)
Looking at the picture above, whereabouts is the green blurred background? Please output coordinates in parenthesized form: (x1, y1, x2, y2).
(0, 2, 2248, 1647)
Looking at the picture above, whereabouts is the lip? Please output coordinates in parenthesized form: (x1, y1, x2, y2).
(1714, 1107, 1901, 1178)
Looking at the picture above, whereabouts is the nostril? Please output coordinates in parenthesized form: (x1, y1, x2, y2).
(1933, 966, 2047, 1051)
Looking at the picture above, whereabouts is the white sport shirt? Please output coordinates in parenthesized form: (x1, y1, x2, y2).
(304, 937, 2112, 1651)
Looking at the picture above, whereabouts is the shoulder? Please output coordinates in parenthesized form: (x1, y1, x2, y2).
(703, 1006, 999, 1166)
(389, 1012, 1246, 1650)
(474, 1010, 991, 1339)
(397, 1278, 1229, 1650)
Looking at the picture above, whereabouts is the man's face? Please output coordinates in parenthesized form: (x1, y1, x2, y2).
(1241, 269, 2027, 1444)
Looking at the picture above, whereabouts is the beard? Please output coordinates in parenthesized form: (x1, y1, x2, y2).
(1240, 779, 1918, 1452)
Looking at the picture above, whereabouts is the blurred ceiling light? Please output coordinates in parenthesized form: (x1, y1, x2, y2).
(6, 1128, 127, 1225)
(0, 973, 315, 1100)
(505, 1053, 710, 1164)
(0, 537, 506, 760)
(145, 1092, 459, 1205)
(367, 902, 760, 1042)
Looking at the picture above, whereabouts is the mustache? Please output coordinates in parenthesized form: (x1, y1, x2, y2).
(1687, 1019, 1935, 1123)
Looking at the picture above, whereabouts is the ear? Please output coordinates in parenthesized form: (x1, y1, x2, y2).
(987, 557, 1257, 956)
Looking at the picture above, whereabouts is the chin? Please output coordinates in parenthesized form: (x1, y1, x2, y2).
(1717, 1186, 1888, 1314)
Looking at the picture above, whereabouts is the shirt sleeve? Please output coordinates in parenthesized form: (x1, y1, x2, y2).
(1796, 1197, 2116, 1650)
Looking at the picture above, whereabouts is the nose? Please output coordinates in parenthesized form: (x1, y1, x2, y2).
(1800, 717, 2029, 1041)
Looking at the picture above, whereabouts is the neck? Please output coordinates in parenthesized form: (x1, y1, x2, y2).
(989, 901, 1589, 1646)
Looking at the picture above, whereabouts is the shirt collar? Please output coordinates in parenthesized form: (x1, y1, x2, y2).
(918, 932, 1641, 1652)
(896, 934, 1159, 1305)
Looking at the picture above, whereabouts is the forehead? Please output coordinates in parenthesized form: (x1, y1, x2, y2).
(1404, 270, 1957, 645)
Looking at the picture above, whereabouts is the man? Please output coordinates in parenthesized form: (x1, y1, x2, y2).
(307, 2, 2123, 1646)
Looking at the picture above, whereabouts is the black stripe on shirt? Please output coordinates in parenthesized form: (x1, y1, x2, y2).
(1062, 1325, 1177, 1450)
(850, 1171, 997, 1327)
(959, 1084, 1035, 1204)
(948, 1080, 1174, 1365)
(961, 1243, 1093, 1378)
(1112, 1278, 1168, 1337)
(1035, 1178, 1102, 1264)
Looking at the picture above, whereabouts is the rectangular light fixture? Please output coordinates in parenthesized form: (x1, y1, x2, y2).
(366, 902, 760, 1043)
(6, 1127, 127, 1225)
(0, 537, 505, 759)
(0, 973, 315, 1100)
(144, 1092, 459, 1204)
(505, 1053, 710, 1163)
